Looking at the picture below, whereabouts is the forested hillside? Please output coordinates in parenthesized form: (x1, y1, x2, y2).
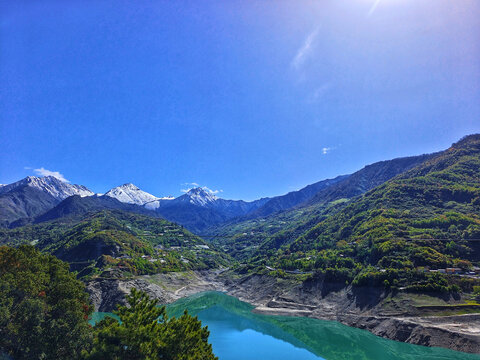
(250, 135, 480, 293)
(0, 210, 230, 278)
(207, 151, 437, 260)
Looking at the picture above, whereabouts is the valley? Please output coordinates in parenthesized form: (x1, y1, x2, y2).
(1, 134, 480, 355)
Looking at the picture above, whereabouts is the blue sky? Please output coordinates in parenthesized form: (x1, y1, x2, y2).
(1, 0, 479, 200)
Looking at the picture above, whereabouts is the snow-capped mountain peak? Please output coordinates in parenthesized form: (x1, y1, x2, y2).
(183, 187, 219, 206)
(0, 176, 93, 199)
(104, 183, 160, 206)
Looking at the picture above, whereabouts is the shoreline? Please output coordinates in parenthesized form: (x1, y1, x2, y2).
(85, 270, 480, 355)
(251, 305, 480, 354)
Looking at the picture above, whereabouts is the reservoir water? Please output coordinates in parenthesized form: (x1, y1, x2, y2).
(91, 291, 480, 360)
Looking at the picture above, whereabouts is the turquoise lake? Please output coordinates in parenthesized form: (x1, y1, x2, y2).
(91, 291, 480, 360)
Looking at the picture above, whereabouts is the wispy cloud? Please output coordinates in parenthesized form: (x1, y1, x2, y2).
(25, 167, 70, 182)
(182, 182, 199, 187)
(291, 27, 319, 70)
(307, 83, 331, 103)
(368, 0, 382, 17)
(202, 186, 223, 195)
(181, 182, 198, 193)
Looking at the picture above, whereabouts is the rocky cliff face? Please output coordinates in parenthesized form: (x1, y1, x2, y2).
(86, 278, 175, 312)
(85, 270, 227, 311)
(340, 315, 480, 354)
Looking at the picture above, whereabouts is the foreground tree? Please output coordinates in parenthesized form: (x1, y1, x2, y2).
(0, 245, 93, 359)
(0, 245, 216, 360)
(87, 288, 217, 360)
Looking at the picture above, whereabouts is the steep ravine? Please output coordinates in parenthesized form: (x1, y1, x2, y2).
(85, 270, 480, 354)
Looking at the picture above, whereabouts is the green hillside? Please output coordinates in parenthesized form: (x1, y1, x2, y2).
(207, 151, 434, 260)
(0, 210, 231, 278)
(207, 199, 349, 260)
(248, 135, 480, 294)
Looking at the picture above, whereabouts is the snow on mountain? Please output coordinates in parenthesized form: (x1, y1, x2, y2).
(160, 196, 175, 200)
(172, 187, 219, 207)
(187, 187, 219, 206)
(0, 176, 93, 199)
(143, 196, 175, 210)
(104, 183, 160, 206)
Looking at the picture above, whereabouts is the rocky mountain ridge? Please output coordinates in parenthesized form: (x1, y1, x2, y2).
(0, 176, 94, 227)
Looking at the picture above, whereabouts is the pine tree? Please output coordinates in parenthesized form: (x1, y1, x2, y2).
(87, 288, 217, 360)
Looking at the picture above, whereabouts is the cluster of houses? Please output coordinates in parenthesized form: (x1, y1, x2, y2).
(114, 253, 166, 264)
(265, 266, 311, 275)
(374, 265, 480, 277)
(263, 265, 480, 278)
(110, 242, 212, 266)
(141, 254, 166, 264)
(423, 266, 480, 276)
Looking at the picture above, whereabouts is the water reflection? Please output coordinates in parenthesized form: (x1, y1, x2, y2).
(90, 292, 480, 360)
(166, 292, 480, 360)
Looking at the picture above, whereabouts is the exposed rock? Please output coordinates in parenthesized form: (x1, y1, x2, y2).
(338, 315, 480, 354)
(86, 278, 174, 312)
(85, 270, 227, 312)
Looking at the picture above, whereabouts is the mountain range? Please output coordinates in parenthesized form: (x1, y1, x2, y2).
(0, 176, 93, 227)
(1, 135, 480, 308)
(0, 147, 441, 233)
(0, 136, 474, 239)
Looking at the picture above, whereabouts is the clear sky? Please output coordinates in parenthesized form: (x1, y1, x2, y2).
(1, 0, 479, 200)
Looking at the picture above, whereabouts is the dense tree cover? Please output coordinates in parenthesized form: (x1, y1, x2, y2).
(208, 200, 349, 260)
(0, 211, 230, 277)
(209, 150, 434, 261)
(245, 135, 480, 293)
(0, 245, 93, 359)
(0, 246, 217, 360)
(87, 288, 217, 360)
